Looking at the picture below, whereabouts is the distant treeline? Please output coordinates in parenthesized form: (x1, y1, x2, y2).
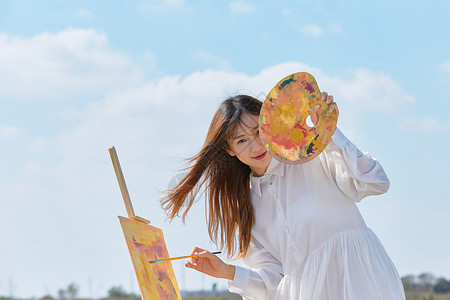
(2, 273, 450, 300)
(402, 273, 450, 294)
(0, 285, 139, 300)
(0, 284, 240, 300)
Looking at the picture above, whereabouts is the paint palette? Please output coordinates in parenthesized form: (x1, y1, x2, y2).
(259, 72, 337, 164)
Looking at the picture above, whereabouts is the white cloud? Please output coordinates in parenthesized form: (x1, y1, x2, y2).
(0, 181, 48, 201)
(28, 137, 50, 153)
(316, 69, 414, 114)
(439, 59, 450, 73)
(300, 24, 343, 37)
(23, 161, 44, 177)
(328, 24, 342, 34)
(229, 0, 255, 14)
(75, 8, 92, 18)
(140, 0, 184, 11)
(141, 51, 157, 69)
(398, 117, 449, 133)
(0, 29, 144, 99)
(300, 24, 324, 37)
(0, 125, 19, 138)
(260, 31, 271, 42)
(0, 50, 414, 221)
(165, 0, 184, 5)
(281, 9, 291, 16)
(51, 62, 414, 189)
(194, 51, 232, 70)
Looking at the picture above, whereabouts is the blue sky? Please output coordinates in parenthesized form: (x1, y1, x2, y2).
(1, 0, 449, 298)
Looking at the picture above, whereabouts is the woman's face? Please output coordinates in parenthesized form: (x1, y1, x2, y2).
(226, 112, 271, 177)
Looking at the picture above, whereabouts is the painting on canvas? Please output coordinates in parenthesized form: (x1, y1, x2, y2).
(119, 216, 181, 300)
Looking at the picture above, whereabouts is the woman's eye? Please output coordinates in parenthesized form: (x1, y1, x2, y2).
(256, 130, 259, 135)
(237, 139, 246, 144)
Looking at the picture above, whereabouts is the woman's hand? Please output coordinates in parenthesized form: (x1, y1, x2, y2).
(185, 247, 236, 280)
(310, 92, 339, 125)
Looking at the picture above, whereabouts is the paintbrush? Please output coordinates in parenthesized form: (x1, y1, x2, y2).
(149, 251, 221, 264)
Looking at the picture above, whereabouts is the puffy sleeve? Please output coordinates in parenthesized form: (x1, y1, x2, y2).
(320, 127, 390, 202)
(227, 236, 284, 300)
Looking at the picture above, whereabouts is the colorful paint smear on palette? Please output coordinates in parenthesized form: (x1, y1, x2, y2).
(259, 72, 337, 164)
(119, 216, 181, 300)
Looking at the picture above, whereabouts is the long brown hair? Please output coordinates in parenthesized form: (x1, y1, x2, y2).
(161, 95, 262, 258)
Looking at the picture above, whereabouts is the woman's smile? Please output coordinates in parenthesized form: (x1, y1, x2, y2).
(252, 151, 267, 160)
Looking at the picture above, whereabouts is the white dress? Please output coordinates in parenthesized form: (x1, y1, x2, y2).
(228, 128, 405, 300)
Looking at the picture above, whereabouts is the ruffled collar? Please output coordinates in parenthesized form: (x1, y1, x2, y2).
(249, 157, 285, 196)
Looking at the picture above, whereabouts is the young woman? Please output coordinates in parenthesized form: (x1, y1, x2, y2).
(161, 94, 405, 299)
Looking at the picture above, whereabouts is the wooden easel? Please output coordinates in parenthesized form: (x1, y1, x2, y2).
(108, 146, 182, 300)
(108, 146, 150, 224)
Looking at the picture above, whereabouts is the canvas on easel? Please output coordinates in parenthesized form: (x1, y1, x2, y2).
(109, 147, 182, 300)
(119, 217, 181, 300)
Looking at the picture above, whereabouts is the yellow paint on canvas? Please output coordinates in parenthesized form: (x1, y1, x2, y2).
(119, 216, 181, 300)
